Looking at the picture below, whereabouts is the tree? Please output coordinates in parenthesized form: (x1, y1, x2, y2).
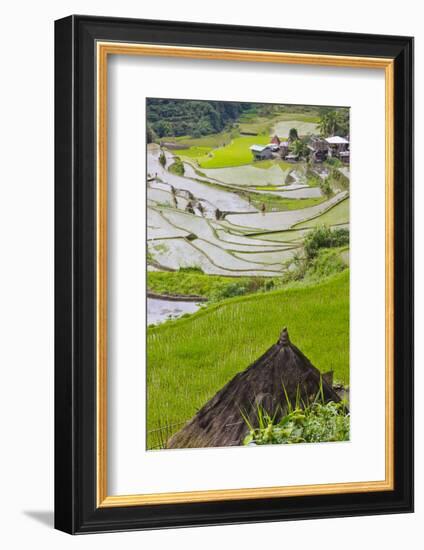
(290, 139, 309, 159)
(318, 109, 349, 137)
(155, 120, 173, 138)
(159, 151, 166, 168)
(146, 98, 254, 138)
(288, 128, 299, 142)
(146, 124, 157, 143)
(319, 178, 332, 199)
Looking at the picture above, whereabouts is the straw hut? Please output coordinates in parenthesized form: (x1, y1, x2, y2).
(166, 328, 341, 449)
(271, 135, 281, 146)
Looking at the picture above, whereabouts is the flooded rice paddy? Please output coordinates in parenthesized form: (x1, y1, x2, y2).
(147, 144, 349, 278)
(147, 297, 201, 325)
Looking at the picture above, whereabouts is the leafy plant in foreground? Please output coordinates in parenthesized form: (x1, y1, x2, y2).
(243, 388, 349, 446)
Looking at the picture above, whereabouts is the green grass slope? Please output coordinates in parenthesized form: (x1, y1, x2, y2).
(175, 135, 270, 169)
(147, 270, 349, 449)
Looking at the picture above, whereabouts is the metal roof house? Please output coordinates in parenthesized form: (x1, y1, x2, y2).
(324, 136, 349, 146)
(325, 136, 350, 163)
(250, 144, 273, 160)
(308, 136, 329, 162)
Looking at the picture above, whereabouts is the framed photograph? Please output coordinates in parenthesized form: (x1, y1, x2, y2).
(54, 15, 413, 534)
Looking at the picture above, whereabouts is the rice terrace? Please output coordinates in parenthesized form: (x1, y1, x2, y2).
(146, 98, 350, 450)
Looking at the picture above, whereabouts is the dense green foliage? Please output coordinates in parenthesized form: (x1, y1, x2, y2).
(284, 247, 348, 284)
(289, 138, 309, 158)
(158, 150, 166, 168)
(317, 109, 349, 137)
(304, 225, 350, 259)
(307, 248, 348, 279)
(319, 178, 332, 198)
(147, 271, 349, 448)
(168, 156, 185, 175)
(146, 123, 157, 143)
(288, 128, 299, 142)
(147, 270, 276, 302)
(147, 99, 348, 140)
(243, 399, 349, 446)
(147, 99, 255, 138)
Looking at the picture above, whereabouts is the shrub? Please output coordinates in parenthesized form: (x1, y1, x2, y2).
(212, 282, 247, 300)
(210, 277, 275, 302)
(319, 178, 332, 198)
(325, 156, 343, 168)
(304, 226, 349, 259)
(308, 249, 346, 280)
(284, 251, 309, 282)
(243, 396, 350, 446)
(168, 156, 185, 176)
(159, 150, 166, 167)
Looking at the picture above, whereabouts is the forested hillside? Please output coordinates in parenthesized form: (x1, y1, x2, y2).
(146, 99, 348, 142)
(147, 98, 254, 139)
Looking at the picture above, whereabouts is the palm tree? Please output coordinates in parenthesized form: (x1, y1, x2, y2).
(318, 110, 348, 137)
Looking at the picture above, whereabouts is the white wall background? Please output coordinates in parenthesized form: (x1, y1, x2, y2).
(0, 0, 420, 547)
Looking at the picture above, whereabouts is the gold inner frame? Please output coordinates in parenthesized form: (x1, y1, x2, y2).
(96, 42, 395, 508)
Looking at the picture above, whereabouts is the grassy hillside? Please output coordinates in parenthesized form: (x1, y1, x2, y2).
(147, 270, 349, 449)
(147, 270, 276, 302)
(175, 135, 270, 168)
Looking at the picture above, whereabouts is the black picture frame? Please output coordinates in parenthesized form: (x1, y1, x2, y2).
(55, 15, 414, 534)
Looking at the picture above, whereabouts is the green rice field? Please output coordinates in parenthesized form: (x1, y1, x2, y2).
(294, 198, 350, 229)
(147, 270, 349, 449)
(174, 135, 269, 169)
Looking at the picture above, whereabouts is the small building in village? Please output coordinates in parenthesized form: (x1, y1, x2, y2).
(307, 135, 350, 164)
(279, 140, 289, 159)
(308, 136, 329, 162)
(250, 144, 273, 160)
(325, 136, 350, 163)
(269, 135, 281, 152)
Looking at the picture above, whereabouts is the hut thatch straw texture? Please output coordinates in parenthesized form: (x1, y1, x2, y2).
(166, 328, 342, 449)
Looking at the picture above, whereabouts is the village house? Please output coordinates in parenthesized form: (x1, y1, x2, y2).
(250, 144, 273, 160)
(325, 136, 350, 163)
(279, 140, 289, 159)
(269, 135, 281, 152)
(307, 135, 350, 164)
(308, 136, 329, 162)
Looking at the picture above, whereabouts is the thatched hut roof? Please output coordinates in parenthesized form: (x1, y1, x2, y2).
(166, 328, 341, 449)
